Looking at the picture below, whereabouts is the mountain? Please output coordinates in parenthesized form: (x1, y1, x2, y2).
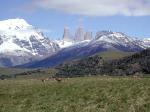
(19, 40, 90, 68)
(75, 27, 85, 42)
(55, 40, 75, 48)
(56, 49, 150, 77)
(56, 27, 93, 48)
(1, 18, 149, 68)
(143, 38, 150, 47)
(63, 27, 73, 41)
(84, 31, 93, 40)
(0, 18, 60, 67)
(20, 31, 149, 68)
(95, 31, 147, 50)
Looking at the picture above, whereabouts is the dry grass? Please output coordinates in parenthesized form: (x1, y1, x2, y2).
(0, 76, 150, 112)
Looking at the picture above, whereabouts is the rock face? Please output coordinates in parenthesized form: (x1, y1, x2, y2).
(57, 26, 93, 48)
(84, 31, 92, 40)
(0, 18, 60, 67)
(63, 27, 73, 41)
(75, 27, 85, 42)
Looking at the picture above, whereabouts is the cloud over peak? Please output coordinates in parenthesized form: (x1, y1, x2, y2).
(30, 0, 150, 16)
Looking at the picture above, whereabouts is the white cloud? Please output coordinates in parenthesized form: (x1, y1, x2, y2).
(30, 0, 150, 16)
(38, 28, 52, 33)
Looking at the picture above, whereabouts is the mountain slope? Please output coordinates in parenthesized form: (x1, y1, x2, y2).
(0, 18, 60, 67)
(21, 31, 148, 68)
(94, 31, 147, 50)
(143, 38, 150, 47)
(56, 49, 150, 77)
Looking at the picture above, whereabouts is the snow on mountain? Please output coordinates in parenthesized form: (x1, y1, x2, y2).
(95, 31, 133, 45)
(56, 26, 93, 48)
(0, 18, 149, 68)
(19, 30, 150, 68)
(55, 40, 74, 48)
(0, 18, 60, 67)
(0, 18, 31, 30)
(55, 39, 91, 49)
(0, 18, 59, 56)
(57, 30, 149, 53)
(143, 38, 150, 47)
(94, 31, 150, 50)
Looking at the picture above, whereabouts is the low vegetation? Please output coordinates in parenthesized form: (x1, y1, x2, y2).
(96, 51, 134, 60)
(0, 76, 150, 112)
(0, 51, 134, 79)
(56, 49, 150, 77)
(0, 68, 29, 79)
(0, 68, 57, 80)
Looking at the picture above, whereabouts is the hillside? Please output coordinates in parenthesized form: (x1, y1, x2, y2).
(93, 51, 134, 60)
(0, 51, 132, 79)
(56, 49, 150, 77)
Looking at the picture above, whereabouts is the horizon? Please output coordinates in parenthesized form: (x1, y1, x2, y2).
(0, 0, 150, 39)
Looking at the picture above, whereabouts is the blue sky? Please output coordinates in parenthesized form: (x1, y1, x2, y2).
(0, 0, 150, 40)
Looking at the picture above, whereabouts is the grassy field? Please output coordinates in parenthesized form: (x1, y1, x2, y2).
(97, 51, 134, 60)
(0, 67, 57, 80)
(0, 68, 29, 76)
(0, 76, 150, 112)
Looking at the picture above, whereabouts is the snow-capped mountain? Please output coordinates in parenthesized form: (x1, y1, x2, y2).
(55, 40, 74, 48)
(95, 31, 133, 44)
(94, 31, 147, 51)
(55, 26, 93, 48)
(57, 31, 149, 52)
(0, 18, 150, 68)
(143, 38, 150, 47)
(0, 18, 60, 67)
(20, 31, 150, 68)
(55, 39, 91, 48)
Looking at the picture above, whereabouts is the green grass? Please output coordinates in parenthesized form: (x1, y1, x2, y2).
(97, 51, 134, 60)
(0, 76, 150, 112)
(0, 68, 29, 76)
(65, 51, 133, 64)
(16, 68, 57, 79)
(0, 67, 57, 79)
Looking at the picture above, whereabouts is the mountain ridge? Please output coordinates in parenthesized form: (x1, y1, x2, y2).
(0, 18, 60, 67)
(0, 18, 150, 68)
(20, 31, 150, 68)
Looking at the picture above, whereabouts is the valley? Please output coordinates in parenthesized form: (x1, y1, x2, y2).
(0, 16, 149, 112)
(0, 1, 150, 112)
